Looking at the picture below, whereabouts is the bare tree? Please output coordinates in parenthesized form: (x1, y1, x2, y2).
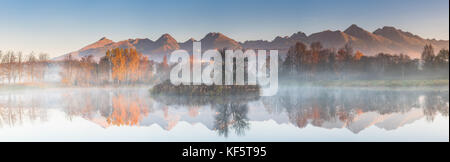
(26, 52, 38, 83)
(17, 52, 24, 83)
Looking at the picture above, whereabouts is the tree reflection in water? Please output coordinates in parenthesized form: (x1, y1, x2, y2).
(61, 89, 152, 127)
(152, 94, 259, 137)
(0, 88, 448, 136)
(261, 87, 449, 131)
(213, 102, 250, 137)
(0, 92, 47, 128)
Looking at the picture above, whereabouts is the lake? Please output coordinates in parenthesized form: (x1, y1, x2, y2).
(0, 86, 448, 142)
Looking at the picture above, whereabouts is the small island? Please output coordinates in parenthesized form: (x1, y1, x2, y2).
(150, 80, 261, 96)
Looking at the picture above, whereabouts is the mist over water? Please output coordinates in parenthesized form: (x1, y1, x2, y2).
(0, 86, 448, 142)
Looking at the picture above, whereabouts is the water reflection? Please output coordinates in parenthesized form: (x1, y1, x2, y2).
(261, 87, 449, 133)
(152, 94, 259, 137)
(0, 87, 448, 138)
(59, 89, 153, 127)
(0, 92, 47, 128)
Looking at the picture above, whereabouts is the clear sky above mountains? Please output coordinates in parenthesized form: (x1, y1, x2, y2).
(0, 0, 448, 57)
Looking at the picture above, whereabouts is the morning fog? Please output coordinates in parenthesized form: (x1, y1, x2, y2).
(169, 42, 278, 96)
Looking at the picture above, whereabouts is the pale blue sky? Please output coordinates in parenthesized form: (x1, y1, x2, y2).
(0, 0, 448, 58)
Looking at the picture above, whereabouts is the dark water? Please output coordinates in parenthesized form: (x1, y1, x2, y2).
(0, 87, 448, 142)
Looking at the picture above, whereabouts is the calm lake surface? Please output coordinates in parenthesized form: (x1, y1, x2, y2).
(0, 87, 448, 142)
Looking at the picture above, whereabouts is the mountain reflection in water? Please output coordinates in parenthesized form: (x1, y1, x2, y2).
(0, 87, 448, 140)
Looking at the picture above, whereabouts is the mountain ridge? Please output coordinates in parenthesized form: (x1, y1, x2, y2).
(54, 25, 449, 62)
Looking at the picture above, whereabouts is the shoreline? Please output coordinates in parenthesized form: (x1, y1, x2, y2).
(1, 79, 449, 91)
(281, 79, 449, 87)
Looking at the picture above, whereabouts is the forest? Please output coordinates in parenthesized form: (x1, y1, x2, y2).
(0, 42, 449, 87)
(0, 52, 49, 84)
(281, 42, 449, 81)
(58, 48, 158, 86)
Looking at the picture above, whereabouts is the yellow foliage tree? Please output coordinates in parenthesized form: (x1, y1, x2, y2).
(355, 51, 364, 61)
(111, 48, 127, 83)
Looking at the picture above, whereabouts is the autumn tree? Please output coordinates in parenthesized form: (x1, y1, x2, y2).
(308, 42, 322, 79)
(103, 48, 151, 85)
(283, 42, 307, 74)
(354, 51, 364, 61)
(110, 48, 127, 83)
(127, 48, 141, 83)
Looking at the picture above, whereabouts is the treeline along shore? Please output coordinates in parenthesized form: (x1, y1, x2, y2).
(1, 42, 448, 88)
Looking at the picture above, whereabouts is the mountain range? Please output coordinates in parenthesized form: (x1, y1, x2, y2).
(54, 24, 449, 62)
